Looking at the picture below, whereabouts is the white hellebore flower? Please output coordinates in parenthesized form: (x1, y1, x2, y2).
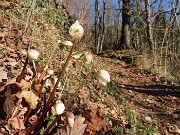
(27, 49, 39, 60)
(97, 70, 110, 86)
(69, 20, 84, 39)
(55, 100, 65, 115)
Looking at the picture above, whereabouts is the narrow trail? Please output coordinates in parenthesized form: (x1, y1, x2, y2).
(95, 51, 180, 134)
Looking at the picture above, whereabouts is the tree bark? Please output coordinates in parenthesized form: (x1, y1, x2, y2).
(99, 0, 106, 53)
(95, 0, 99, 53)
(145, 0, 154, 55)
(118, 0, 131, 50)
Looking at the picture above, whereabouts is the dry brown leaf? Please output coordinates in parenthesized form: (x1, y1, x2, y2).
(20, 79, 31, 89)
(0, 67, 8, 82)
(18, 107, 28, 118)
(24, 75, 31, 81)
(0, 78, 16, 92)
(3, 89, 15, 117)
(16, 90, 39, 109)
(26, 68, 33, 76)
(29, 115, 38, 124)
(8, 117, 25, 130)
(0, 32, 5, 44)
(5, 61, 18, 67)
(0, 43, 5, 50)
(59, 115, 87, 135)
(87, 110, 107, 134)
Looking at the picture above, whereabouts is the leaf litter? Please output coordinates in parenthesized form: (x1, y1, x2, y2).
(0, 1, 179, 134)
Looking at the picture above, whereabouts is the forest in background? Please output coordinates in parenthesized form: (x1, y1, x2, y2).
(62, 0, 180, 84)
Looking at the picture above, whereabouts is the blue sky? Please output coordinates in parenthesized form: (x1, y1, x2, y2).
(88, 0, 176, 24)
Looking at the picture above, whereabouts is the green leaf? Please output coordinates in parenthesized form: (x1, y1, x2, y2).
(72, 52, 83, 59)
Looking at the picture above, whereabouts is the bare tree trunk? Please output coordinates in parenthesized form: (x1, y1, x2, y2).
(145, 0, 154, 55)
(118, 0, 131, 50)
(99, 0, 106, 53)
(95, 0, 99, 53)
(115, 0, 121, 48)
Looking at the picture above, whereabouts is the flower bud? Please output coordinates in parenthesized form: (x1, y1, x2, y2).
(61, 41, 73, 47)
(69, 20, 84, 39)
(84, 52, 93, 64)
(27, 49, 39, 60)
(97, 70, 110, 86)
(55, 100, 65, 115)
(47, 69, 54, 75)
(66, 112, 75, 127)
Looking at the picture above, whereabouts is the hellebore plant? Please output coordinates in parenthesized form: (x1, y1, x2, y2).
(26, 20, 84, 134)
(46, 21, 84, 106)
(17, 49, 39, 83)
(25, 20, 111, 134)
(17, 49, 39, 123)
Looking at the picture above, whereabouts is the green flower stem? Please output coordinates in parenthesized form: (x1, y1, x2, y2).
(46, 40, 77, 106)
(17, 57, 28, 83)
(42, 67, 94, 135)
(36, 44, 58, 85)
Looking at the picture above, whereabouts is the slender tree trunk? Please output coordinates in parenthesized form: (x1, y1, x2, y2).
(99, 0, 106, 53)
(145, 0, 154, 55)
(95, 0, 99, 53)
(115, 0, 121, 47)
(118, 0, 131, 50)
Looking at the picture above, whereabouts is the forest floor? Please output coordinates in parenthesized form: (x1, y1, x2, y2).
(0, 1, 180, 134)
(93, 51, 180, 135)
(0, 45, 179, 135)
